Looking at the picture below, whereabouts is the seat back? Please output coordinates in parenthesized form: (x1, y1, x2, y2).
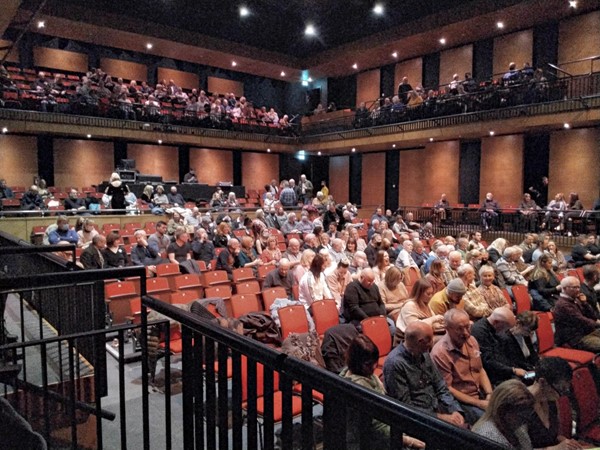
(232, 267, 256, 283)
(172, 274, 203, 299)
(511, 284, 531, 313)
(105, 281, 137, 299)
(262, 287, 288, 312)
(572, 366, 599, 433)
(535, 311, 555, 354)
(146, 277, 172, 302)
(203, 270, 230, 286)
(204, 285, 232, 301)
(257, 264, 271, 280)
(235, 280, 261, 296)
(557, 395, 573, 439)
(170, 290, 197, 305)
(230, 294, 261, 318)
(241, 356, 281, 402)
(500, 288, 514, 309)
(311, 300, 339, 336)
(278, 305, 309, 340)
(361, 316, 392, 358)
(156, 263, 181, 278)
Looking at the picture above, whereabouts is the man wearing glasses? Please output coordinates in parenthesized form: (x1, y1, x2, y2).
(554, 276, 600, 353)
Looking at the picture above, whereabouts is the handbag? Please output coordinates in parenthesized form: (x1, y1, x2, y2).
(101, 193, 112, 208)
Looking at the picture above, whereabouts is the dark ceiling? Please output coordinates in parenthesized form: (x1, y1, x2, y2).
(35, 0, 478, 58)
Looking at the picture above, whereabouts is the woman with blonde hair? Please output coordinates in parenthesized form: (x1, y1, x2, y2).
(396, 278, 444, 343)
(294, 249, 315, 284)
(377, 266, 409, 322)
(529, 254, 560, 311)
(545, 240, 567, 274)
(473, 379, 534, 449)
(260, 235, 282, 266)
(477, 265, 508, 310)
(213, 221, 231, 248)
(77, 218, 98, 249)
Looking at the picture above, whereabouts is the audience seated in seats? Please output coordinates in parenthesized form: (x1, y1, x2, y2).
(518, 193, 540, 232)
(394, 240, 418, 270)
(477, 265, 509, 310)
(425, 259, 446, 294)
(103, 231, 126, 268)
(77, 218, 98, 249)
(372, 250, 390, 283)
(383, 322, 464, 427)
(496, 246, 530, 287)
(215, 238, 241, 280)
(342, 268, 386, 325)
(498, 311, 539, 377)
(581, 265, 600, 319)
(429, 278, 467, 318)
(20, 185, 44, 211)
(148, 221, 171, 255)
(553, 275, 600, 353)
(293, 249, 315, 285)
(0, 179, 14, 200)
(324, 259, 352, 311)
(191, 228, 215, 269)
(237, 235, 263, 275)
(545, 240, 567, 275)
(571, 234, 600, 267)
(213, 221, 232, 248)
(486, 238, 507, 264)
(341, 334, 426, 449)
(528, 254, 561, 312)
(298, 254, 333, 309)
(459, 264, 493, 320)
(480, 192, 500, 231)
(263, 258, 296, 299)
(531, 233, 550, 263)
(48, 216, 79, 245)
(431, 309, 494, 425)
(472, 379, 534, 448)
(423, 244, 449, 274)
(395, 278, 445, 345)
(542, 193, 567, 232)
(131, 229, 163, 272)
(80, 234, 107, 269)
(64, 188, 87, 214)
(470, 307, 521, 386)
(442, 251, 463, 285)
(259, 235, 281, 266)
(375, 266, 409, 322)
(564, 192, 584, 236)
(526, 358, 583, 450)
(167, 186, 185, 207)
(167, 211, 185, 236)
(468, 231, 485, 252)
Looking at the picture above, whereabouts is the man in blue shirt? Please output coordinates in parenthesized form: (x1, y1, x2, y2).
(48, 216, 79, 245)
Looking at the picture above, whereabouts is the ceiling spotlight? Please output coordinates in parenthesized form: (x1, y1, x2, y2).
(439, 38, 446, 45)
(37, 21, 45, 29)
(489, 131, 495, 136)
(392, 144, 396, 148)
(317, 151, 322, 156)
(231, 61, 237, 67)
(86, 134, 92, 139)
(373, 3, 384, 15)
(563, 123, 570, 129)
(146, 43, 153, 50)
(392, 51, 398, 58)
(280, 71, 286, 77)
(305, 24, 316, 36)
(569, 0, 577, 8)
(429, 137, 434, 142)
(158, 139, 162, 144)
(239, 6, 250, 17)
(1, 127, 7, 134)
(267, 148, 271, 152)
(497, 21, 504, 29)
(351, 147, 356, 152)
(352, 63, 358, 70)
(307, 77, 313, 82)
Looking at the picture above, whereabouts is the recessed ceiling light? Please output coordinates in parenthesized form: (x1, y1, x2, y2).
(86, 134, 92, 139)
(231, 61, 237, 67)
(563, 123, 570, 129)
(489, 131, 495, 136)
(392, 144, 396, 148)
(146, 43, 153, 50)
(569, 0, 577, 8)
(1, 127, 8, 134)
(352, 63, 358, 70)
(439, 38, 446, 45)
(158, 139, 162, 144)
(317, 151, 322, 156)
(392, 52, 398, 58)
(239, 6, 250, 17)
(37, 21, 45, 29)
(497, 21, 504, 29)
(307, 77, 313, 82)
(280, 71, 286, 77)
(373, 3, 384, 15)
(429, 138, 434, 142)
(351, 147, 356, 152)
(267, 148, 271, 152)
(305, 24, 316, 36)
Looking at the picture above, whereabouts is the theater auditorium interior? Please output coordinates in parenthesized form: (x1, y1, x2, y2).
(0, 0, 599, 448)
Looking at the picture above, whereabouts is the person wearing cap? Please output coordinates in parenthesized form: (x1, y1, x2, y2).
(429, 278, 467, 316)
(431, 309, 493, 425)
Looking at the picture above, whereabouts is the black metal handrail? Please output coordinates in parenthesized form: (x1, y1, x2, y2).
(144, 295, 507, 450)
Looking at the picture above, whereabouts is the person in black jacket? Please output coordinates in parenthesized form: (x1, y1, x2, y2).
(20, 185, 44, 211)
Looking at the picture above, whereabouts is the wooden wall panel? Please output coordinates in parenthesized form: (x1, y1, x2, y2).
(207, 77, 244, 97)
(399, 141, 460, 206)
(480, 134, 524, 207)
(157, 67, 199, 91)
(493, 30, 533, 77)
(329, 155, 349, 204)
(356, 69, 381, 107)
(361, 153, 385, 208)
(128, 144, 179, 182)
(241, 152, 279, 192)
(558, 11, 600, 75)
(100, 58, 147, 82)
(0, 135, 38, 187)
(33, 47, 88, 73)
(53, 139, 114, 188)
(189, 148, 233, 186)
(439, 44, 473, 87)
(0, 39, 19, 64)
(549, 127, 600, 209)
(394, 58, 423, 94)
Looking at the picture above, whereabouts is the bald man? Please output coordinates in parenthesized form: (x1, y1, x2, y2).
(383, 322, 464, 426)
(342, 268, 386, 323)
(470, 307, 520, 386)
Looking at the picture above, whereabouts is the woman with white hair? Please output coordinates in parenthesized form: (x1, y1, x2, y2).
(486, 238, 508, 263)
(104, 172, 130, 210)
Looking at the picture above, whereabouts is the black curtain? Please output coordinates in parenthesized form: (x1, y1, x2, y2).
(473, 38, 494, 81)
(385, 150, 400, 212)
(459, 140, 481, 205)
(349, 153, 362, 206)
(523, 133, 550, 206)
